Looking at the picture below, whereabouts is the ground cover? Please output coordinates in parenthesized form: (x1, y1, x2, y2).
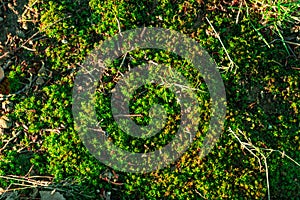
(0, 0, 299, 199)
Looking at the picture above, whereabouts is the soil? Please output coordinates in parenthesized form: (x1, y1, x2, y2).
(0, 0, 42, 94)
(0, 0, 29, 42)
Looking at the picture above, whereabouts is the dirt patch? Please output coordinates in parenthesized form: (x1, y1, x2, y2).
(0, 0, 44, 96)
(0, 0, 29, 42)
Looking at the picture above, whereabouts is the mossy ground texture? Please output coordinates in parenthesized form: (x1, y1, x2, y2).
(0, 0, 299, 199)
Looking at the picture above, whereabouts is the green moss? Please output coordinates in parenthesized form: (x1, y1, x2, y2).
(1, 0, 299, 199)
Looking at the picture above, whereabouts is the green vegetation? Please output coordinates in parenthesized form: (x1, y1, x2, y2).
(0, 0, 299, 199)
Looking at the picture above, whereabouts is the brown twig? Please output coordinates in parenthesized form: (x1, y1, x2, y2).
(0, 52, 10, 60)
(291, 67, 300, 70)
(0, 131, 22, 153)
(14, 15, 72, 52)
(100, 177, 124, 186)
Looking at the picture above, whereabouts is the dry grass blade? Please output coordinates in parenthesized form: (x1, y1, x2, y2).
(229, 127, 300, 200)
(205, 17, 238, 72)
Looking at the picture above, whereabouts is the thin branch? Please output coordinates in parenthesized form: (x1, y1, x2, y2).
(264, 39, 300, 47)
(0, 175, 51, 187)
(41, 128, 62, 133)
(15, 15, 72, 52)
(263, 156, 270, 200)
(195, 189, 207, 199)
(229, 127, 300, 200)
(205, 17, 237, 72)
(230, 129, 263, 171)
(3, 185, 36, 193)
(0, 175, 94, 198)
(229, 128, 269, 200)
(236, 1, 243, 24)
(100, 177, 124, 186)
(114, 114, 143, 117)
(115, 17, 123, 36)
(118, 51, 127, 76)
(0, 131, 22, 153)
(20, 45, 36, 52)
(0, 80, 31, 101)
(0, 52, 10, 60)
(260, 148, 300, 167)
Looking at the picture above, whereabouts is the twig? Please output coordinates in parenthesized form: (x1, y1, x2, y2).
(260, 148, 300, 167)
(0, 52, 10, 60)
(229, 127, 300, 200)
(25, 165, 34, 177)
(3, 185, 36, 193)
(195, 189, 207, 199)
(20, 45, 36, 52)
(26, 175, 54, 180)
(262, 39, 298, 58)
(100, 177, 124, 186)
(229, 128, 263, 171)
(7, 3, 18, 15)
(263, 156, 270, 200)
(148, 60, 158, 66)
(0, 175, 94, 198)
(205, 17, 237, 72)
(265, 39, 300, 47)
(235, 1, 243, 24)
(28, 0, 38, 8)
(0, 175, 52, 190)
(118, 51, 127, 75)
(170, 82, 207, 93)
(0, 131, 22, 153)
(0, 69, 39, 101)
(15, 15, 72, 52)
(115, 17, 123, 36)
(114, 114, 143, 117)
(284, 41, 300, 46)
(0, 83, 29, 101)
(229, 128, 269, 200)
(41, 128, 61, 133)
(17, 19, 39, 23)
(24, 5, 39, 15)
